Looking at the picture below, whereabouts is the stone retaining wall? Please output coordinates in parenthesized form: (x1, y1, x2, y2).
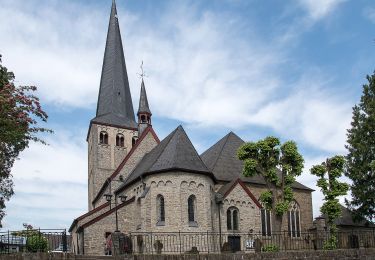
(2, 249, 375, 260)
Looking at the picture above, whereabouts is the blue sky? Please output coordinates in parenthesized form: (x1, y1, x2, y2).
(0, 0, 374, 231)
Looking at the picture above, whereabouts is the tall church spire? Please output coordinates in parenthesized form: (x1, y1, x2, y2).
(137, 78, 152, 135)
(138, 79, 152, 116)
(92, 0, 136, 129)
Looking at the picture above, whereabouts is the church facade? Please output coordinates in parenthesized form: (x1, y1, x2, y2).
(69, 1, 314, 255)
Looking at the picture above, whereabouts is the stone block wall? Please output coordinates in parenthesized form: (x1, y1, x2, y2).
(244, 184, 313, 233)
(88, 123, 138, 210)
(221, 184, 261, 234)
(93, 131, 158, 208)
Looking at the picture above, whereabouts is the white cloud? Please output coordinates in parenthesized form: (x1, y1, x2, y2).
(2, 128, 87, 230)
(363, 7, 375, 24)
(297, 0, 347, 21)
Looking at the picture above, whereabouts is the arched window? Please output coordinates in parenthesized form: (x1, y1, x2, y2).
(132, 137, 137, 147)
(116, 134, 125, 147)
(261, 207, 272, 236)
(188, 195, 196, 223)
(227, 207, 239, 230)
(156, 195, 165, 225)
(288, 201, 301, 237)
(99, 131, 108, 144)
(140, 115, 146, 123)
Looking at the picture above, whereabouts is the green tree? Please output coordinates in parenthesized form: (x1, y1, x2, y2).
(345, 72, 375, 223)
(310, 156, 349, 250)
(238, 136, 304, 232)
(0, 55, 51, 226)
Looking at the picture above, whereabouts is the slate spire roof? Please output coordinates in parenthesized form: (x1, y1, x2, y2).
(137, 79, 152, 115)
(92, 0, 137, 129)
(116, 125, 214, 193)
(201, 132, 313, 191)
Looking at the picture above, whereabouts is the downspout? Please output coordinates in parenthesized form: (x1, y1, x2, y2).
(215, 193, 224, 252)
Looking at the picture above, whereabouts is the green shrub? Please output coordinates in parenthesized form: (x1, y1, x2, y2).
(26, 235, 48, 252)
(262, 244, 279, 252)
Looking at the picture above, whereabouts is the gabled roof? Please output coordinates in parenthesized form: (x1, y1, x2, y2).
(69, 202, 110, 232)
(201, 132, 313, 191)
(137, 79, 151, 115)
(92, 0, 136, 129)
(217, 178, 262, 208)
(78, 197, 135, 232)
(116, 125, 214, 193)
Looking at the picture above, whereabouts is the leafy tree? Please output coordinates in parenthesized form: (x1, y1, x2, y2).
(0, 55, 51, 226)
(238, 136, 304, 232)
(345, 72, 375, 223)
(310, 156, 349, 250)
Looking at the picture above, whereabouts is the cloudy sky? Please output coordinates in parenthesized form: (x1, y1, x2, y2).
(0, 0, 374, 231)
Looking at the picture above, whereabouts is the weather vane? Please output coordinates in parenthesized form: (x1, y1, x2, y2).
(137, 61, 147, 80)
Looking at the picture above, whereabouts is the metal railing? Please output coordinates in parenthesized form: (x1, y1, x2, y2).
(0, 229, 70, 254)
(122, 229, 375, 254)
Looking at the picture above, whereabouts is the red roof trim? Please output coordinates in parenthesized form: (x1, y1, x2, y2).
(81, 197, 135, 230)
(92, 126, 159, 205)
(77, 202, 110, 221)
(69, 202, 110, 232)
(223, 178, 262, 208)
(109, 126, 159, 180)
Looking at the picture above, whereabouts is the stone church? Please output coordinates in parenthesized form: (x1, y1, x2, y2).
(69, 1, 314, 255)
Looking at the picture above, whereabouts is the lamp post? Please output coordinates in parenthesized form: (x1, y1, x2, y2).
(103, 175, 127, 233)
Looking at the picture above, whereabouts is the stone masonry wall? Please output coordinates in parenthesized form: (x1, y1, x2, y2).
(144, 172, 215, 233)
(93, 131, 158, 208)
(241, 183, 313, 232)
(81, 203, 134, 255)
(221, 184, 261, 234)
(88, 123, 137, 210)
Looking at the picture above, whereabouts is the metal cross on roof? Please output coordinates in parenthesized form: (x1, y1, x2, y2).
(138, 61, 147, 80)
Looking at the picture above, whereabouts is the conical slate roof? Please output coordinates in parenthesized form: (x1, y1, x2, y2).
(201, 132, 313, 191)
(137, 79, 151, 115)
(116, 125, 214, 192)
(92, 0, 136, 129)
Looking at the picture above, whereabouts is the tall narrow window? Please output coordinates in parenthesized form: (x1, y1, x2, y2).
(116, 134, 125, 147)
(261, 207, 272, 236)
(188, 195, 196, 223)
(156, 195, 165, 225)
(132, 137, 137, 147)
(99, 131, 108, 144)
(288, 201, 301, 237)
(226, 207, 239, 230)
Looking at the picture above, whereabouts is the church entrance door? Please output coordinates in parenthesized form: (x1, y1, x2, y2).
(228, 235, 241, 252)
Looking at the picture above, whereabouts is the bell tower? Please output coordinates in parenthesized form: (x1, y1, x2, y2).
(137, 78, 152, 136)
(87, 0, 137, 210)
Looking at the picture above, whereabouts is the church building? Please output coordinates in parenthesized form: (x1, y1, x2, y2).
(69, 1, 314, 255)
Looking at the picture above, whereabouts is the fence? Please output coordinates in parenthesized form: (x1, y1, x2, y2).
(0, 229, 70, 254)
(123, 230, 375, 254)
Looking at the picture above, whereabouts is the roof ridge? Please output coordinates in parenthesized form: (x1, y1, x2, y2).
(211, 132, 232, 171)
(177, 126, 210, 172)
(152, 127, 180, 171)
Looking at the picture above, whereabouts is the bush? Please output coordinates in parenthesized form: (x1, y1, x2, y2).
(26, 235, 48, 252)
(262, 244, 279, 252)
